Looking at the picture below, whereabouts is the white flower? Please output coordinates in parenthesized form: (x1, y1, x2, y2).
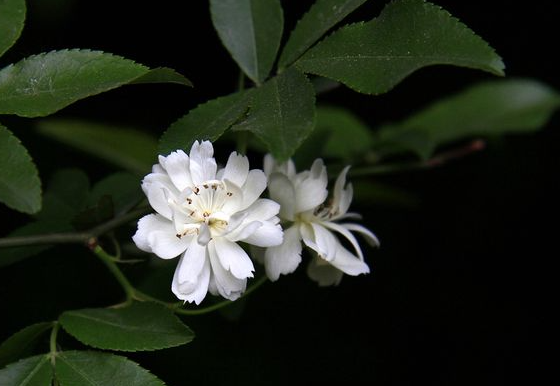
(263, 155, 379, 286)
(133, 141, 283, 304)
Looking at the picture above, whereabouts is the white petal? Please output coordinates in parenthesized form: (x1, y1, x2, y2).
(263, 154, 275, 177)
(189, 140, 217, 185)
(240, 169, 267, 210)
(222, 152, 249, 188)
(132, 214, 169, 253)
(161, 150, 194, 191)
(208, 240, 246, 300)
(243, 222, 283, 247)
(221, 179, 244, 214)
(244, 198, 280, 222)
(322, 221, 365, 260)
(294, 159, 328, 213)
(134, 214, 191, 259)
(264, 225, 302, 281)
(342, 223, 380, 247)
(309, 223, 339, 261)
(307, 256, 344, 286)
(329, 242, 370, 276)
(142, 174, 177, 220)
(213, 238, 254, 279)
(333, 166, 353, 216)
(268, 173, 296, 221)
(172, 240, 210, 304)
(226, 220, 262, 243)
(300, 222, 320, 257)
(197, 223, 211, 246)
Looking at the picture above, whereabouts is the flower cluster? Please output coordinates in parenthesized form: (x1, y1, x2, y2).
(133, 141, 378, 304)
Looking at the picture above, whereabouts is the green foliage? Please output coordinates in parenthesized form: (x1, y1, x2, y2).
(0, 354, 52, 386)
(59, 302, 194, 351)
(316, 106, 373, 160)
(88, 172, 143, 216)
(0, 323, 53, 368)
(296, 0, 504, 94)
(0, 50, 190, 118)
(210, 0, 284, 84)
(278, 0, 367, 69)
(374, 79, 560, 160)
(0, 124, 41, 214)
(159, 91, 251, 155)
(36, 119, 158, 174)
(233, 68, 316, 161)
(0, 0, 26, 58)
(130, 67, 193, 87)
(55, 351, 166, 386)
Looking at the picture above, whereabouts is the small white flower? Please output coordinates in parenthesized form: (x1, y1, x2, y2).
(133, 141, 283, 304)
(263, 155, 379, 286)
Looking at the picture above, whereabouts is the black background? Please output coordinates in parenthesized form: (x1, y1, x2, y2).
(0, 1, 557, 385)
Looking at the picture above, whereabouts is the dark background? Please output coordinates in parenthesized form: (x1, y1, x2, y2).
(1, 1, 557, 385)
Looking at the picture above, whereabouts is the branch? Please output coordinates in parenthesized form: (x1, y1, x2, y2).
(0, 207, 150, 248)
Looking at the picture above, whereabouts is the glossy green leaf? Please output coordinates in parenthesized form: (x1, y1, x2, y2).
(0, 124, 41, 214)
(278, 0, 367, 68)
(0, 0, 26, 58)
(159, 91, 250, 155)
(296, 0, 504, 94)
(210, 0, 283, 83)
(0, 50, 190, 118)
(316, 106, 373, 160)
(36, 119, 157, 174)
(234, 68, 316, 161)
(374, 79, 560, 159)
(55, 351, 165, 386)
(0, 354, 52, 386)
(89, 172, 142, 215)
(0, 323, 53, 368)
(59, 302, 194, 351)
(130, 67, 192, 87)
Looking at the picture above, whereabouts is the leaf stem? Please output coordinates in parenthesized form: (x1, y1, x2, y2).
(93, 245, 135, 305)
(49, 322, 60, 362)
(0, 206, 150, 249)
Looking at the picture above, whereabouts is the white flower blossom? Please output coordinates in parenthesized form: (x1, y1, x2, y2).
(263, 155, 379, 286)
(133, 141, 283, 304)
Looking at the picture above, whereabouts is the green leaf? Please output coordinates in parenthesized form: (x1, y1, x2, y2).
(0, 0, 26, 58)
(130, 67, 193, 87)
(158, 91, 250, 155)
(0, 354, 52, 386)
(0, 323, 53, 368)
(210, 0, 283, 84)
(89, 172, 142, 216)
(374, 79, 560, 159)
(55, 351, 165, 386)
(234, 68, 316, 161)
(0, 50, 190, 118)
(0, 124, 41, 214)
(36, 119, 157, 174)
(296, 0, 505, 95)
(59, 302, 195, 351)
(36, 169, 90, 222)
(316, 106, 373, 160)
(278, 0, 367, 69)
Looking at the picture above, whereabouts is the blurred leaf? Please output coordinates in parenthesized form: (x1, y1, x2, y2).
(0, 323, 53, 367)
(278, 0, 367, 68)
(0, 49, 188, 117)
(311, 76, 340, 95)
(210, 0, 283, 84)
(36, 119, 157, 174)
(89, 172, 142, 216)
(353, 181, 419, 208)
(0, 124, 41, 214)
(72, 195, 114, 230)
(292, 128, 329, 169)
(159, 91, 250, 155)
(0, 354, 52, 386)
(296, 0, 504, 94)
(374, 79, 560, 159)
(55, 351, 165, 386)
(316, 106, 373, 160)
(36, 169, 90, 222)
(0, 0, 26, 58)
(59, 302, 194, 351)
(130, 67, 192, 87)
(234, 68, 316, 161)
